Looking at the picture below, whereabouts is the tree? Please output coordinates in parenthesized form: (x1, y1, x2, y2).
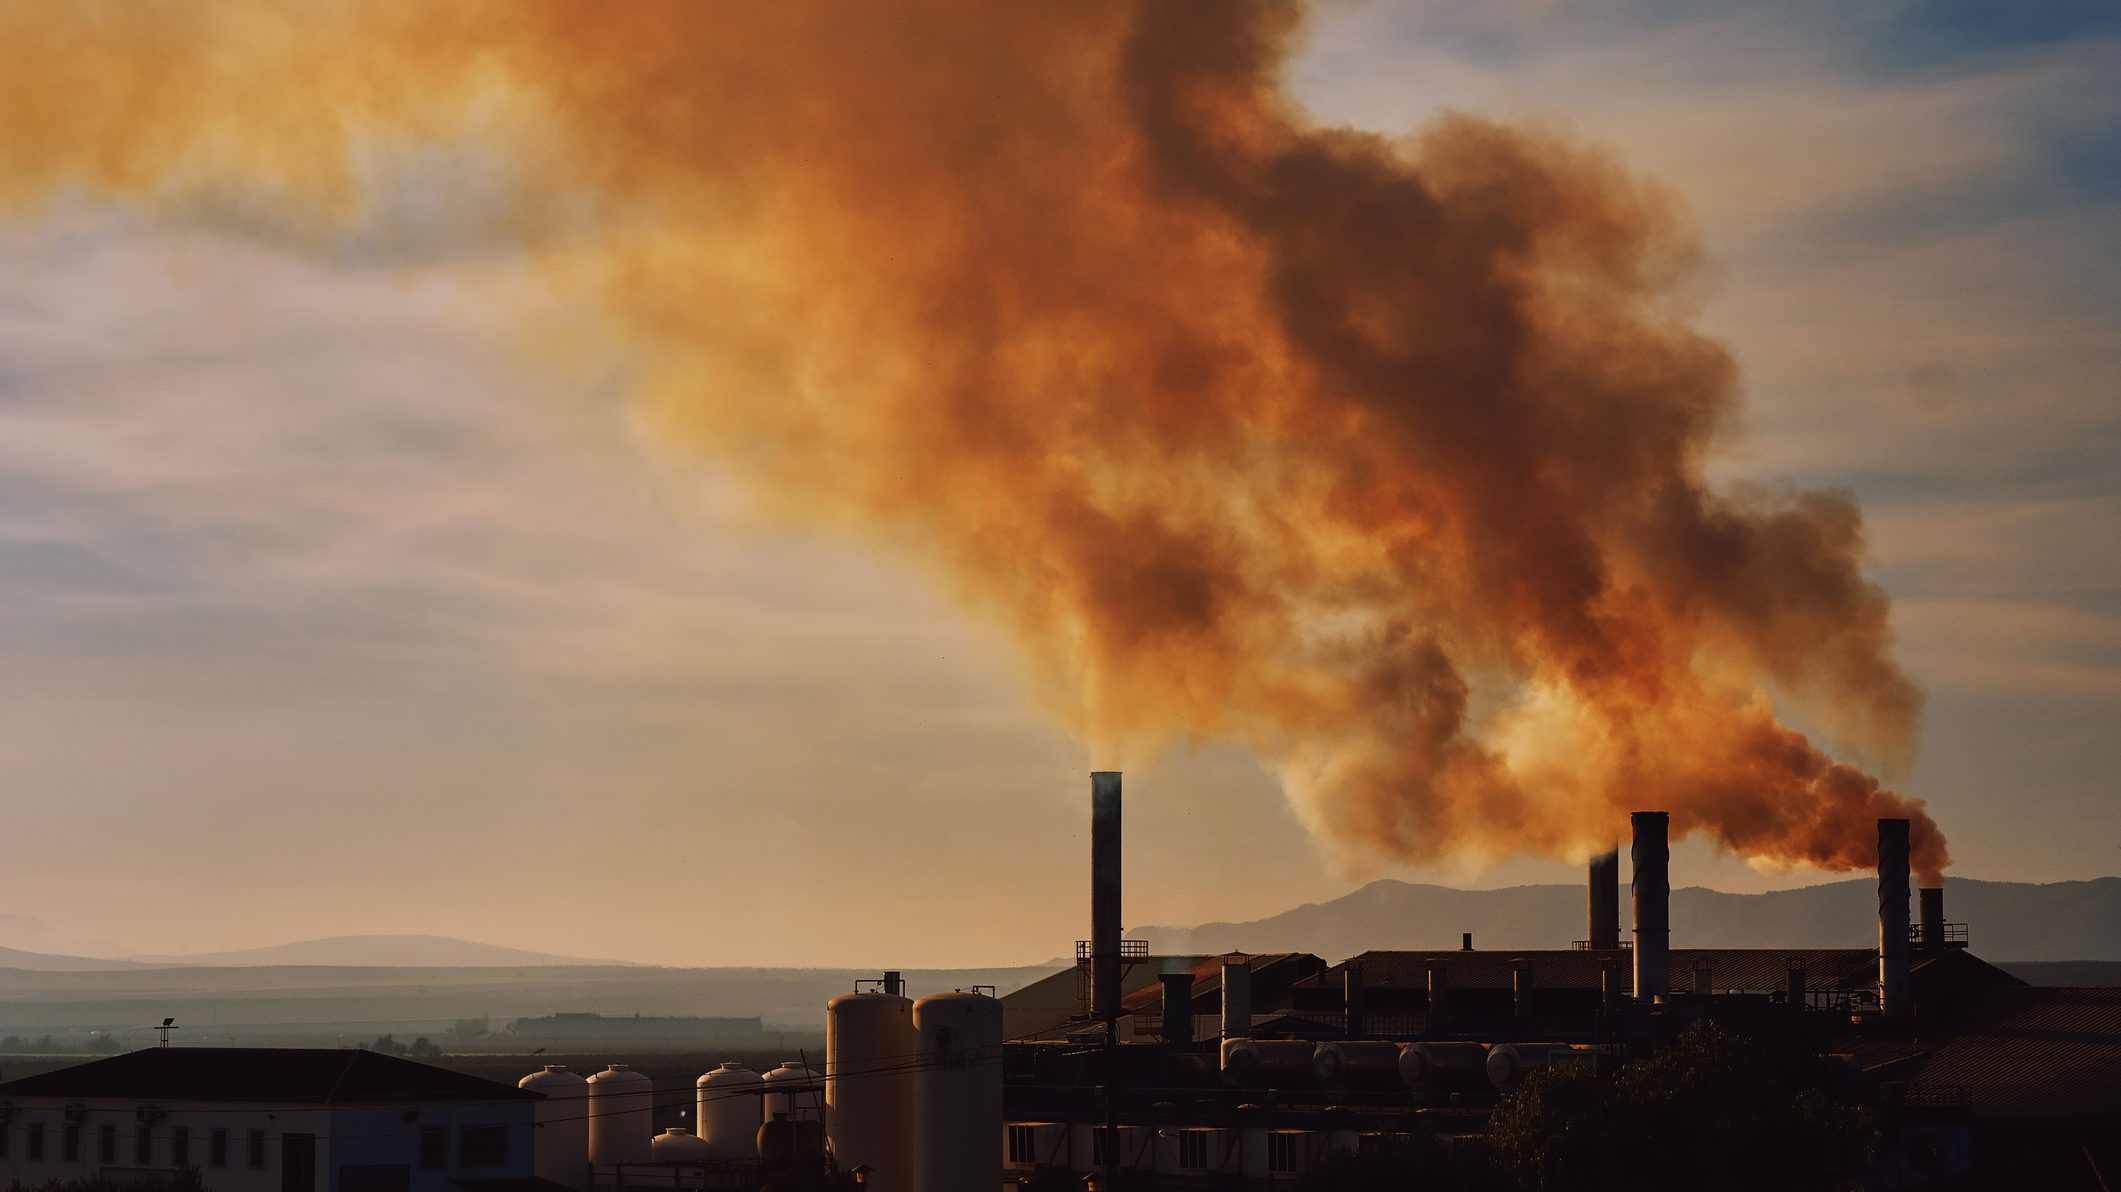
(1484, 1021, 1876, 1192)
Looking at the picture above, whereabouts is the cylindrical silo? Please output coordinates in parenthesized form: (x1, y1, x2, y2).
(695, 1063, 764, 1161)
(827, 991, 916, 1192)
(518, 1066, 589, 1191)
(587, 1064, 654, 1167)
(762, 1061, 824, 1124)
(651, 1128, 713, 1164)
(912, 990, 1003, 1192)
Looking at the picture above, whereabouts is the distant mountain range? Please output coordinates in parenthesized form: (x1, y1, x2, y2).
(1129, 877, 2121, 963)
(0, 934, 630, 972)
(119, 935, 633, 968)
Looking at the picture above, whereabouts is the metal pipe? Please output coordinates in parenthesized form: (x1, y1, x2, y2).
(1512, 964, 1530, 1020)
(1631, 812, 1670, 1003)
(1159, 972, 1194, 1050)
(1426, 962, 1449, 1030)
(1220, 957, 1252, 1043)
(1693, 963, 1712, 996)
(1879, 818, 1911, 1016)
(1787, 963, 1806, 1012)
(1588, 848, 1621, 949)
(1091, 771, 1122, 1019)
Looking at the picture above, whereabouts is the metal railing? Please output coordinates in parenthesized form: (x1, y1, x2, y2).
(1909, 922, 1969, 946)
(1074, 939, 1150, 963)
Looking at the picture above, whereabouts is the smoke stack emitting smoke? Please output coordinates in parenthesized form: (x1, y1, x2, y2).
(0, 1, 1947, 880)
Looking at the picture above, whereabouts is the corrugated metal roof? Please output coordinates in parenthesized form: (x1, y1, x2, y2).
(1907, 987, 2121, 1118)
(1295, 948, 1879, 995)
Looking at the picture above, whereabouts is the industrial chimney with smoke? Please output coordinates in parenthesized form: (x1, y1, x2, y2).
(1091, 771, 1123, 1022)
(1587, 847, 1620, 950)
(1632, 812, 1670, 1003)
(1878, 818, 1912, 1017)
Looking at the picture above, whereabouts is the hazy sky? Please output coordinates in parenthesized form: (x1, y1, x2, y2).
(0, 1, 2114, 966)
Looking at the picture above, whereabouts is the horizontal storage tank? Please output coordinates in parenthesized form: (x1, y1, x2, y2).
(1397, 1041, 1489, 1089)
(651, 1129, 714, 1164)
(827, 990, 916, 1192)
(696, 1062, 764, 1161)
(1486, 1043, 1590, 1091)
(913, 990, 1003, 1192)
(588, 1064, 655, 1166)
(1312, 1040, 1401, 1087)
(519, 1065, 589, 1191)
(1220, 1038, 1318, 1084)
(764, 1060, 824, 1124)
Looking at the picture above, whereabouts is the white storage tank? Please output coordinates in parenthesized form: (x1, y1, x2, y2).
(826, 991, 916, 1192)
(651, 1128, 714, 1164)
(518, 1065, 590, 1191)
(912, 990, 1003, 1192)
(763, 1060, 825, 1123)
(695, 1062, 765, 1161)
(587, 1063, 655, 1166)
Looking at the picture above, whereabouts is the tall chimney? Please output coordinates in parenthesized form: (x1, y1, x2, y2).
(1159, 973, 1194, 1050)
(1631, 812, 1670, 1003)
(1091, 771, 1123, 1020)
(1220, 957, 1252, 1043)
(1588, 848, 1620, 949)
(1878, 818, 1911, 1016)
(1919, 885, 1945, 951)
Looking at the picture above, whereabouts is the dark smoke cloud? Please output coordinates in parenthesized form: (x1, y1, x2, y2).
(0, 0, 1946, 878)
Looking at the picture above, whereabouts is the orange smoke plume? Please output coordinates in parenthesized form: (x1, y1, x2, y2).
(0, 1, 1947, 879)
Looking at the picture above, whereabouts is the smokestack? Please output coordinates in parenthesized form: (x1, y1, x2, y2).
(1159, 973, 1194, 1050)
(1220, 957, 1252, 1043)
(1091, 771, 1122, 1019)
(1878, 818, 1911, 1016)
(1787, 963, 1806, 1012)
(1588, 848, 1620, 949)
(1631, 812, 1670, 1003)
(1427, 963, 1449, 1030)
(1344, 963, 1366, 1037)
(882, 970, 903, 997)
(1511, 964, 1530, 1020)
(1919, 885, 1945, 950)
(1601, 965, 1624, 1016)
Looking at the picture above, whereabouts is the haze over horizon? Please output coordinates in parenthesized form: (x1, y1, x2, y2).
(0, 2, 2113, 968)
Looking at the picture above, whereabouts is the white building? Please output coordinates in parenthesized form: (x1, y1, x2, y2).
(0, 1048, 545, 1192)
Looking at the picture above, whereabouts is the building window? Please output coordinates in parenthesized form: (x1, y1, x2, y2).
(417, 1127, 447, 1171)
(1266, 1132, 1301, 1174)
(208, 1129, 227, 1168)
(28, 1121, 45, 1161)
(98, 1124, 117, 1163)
(64, 1122, 80, 1163)
(247, 1129, 267, 1170)
(1178, 1130, 1210, 1171)
(281, 1133, 316, 1192)
(136, 1124, 153, 1165)
(172, 1127, 190, 1167)
(1006, 1124, 1036, 1165)
(1091, 1127, 1117, 1168)
(457, 1126, 507, 1170)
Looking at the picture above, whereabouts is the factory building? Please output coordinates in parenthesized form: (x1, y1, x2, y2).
(0, 1048, 540, 1192)
(989, 773, 2121, 1189)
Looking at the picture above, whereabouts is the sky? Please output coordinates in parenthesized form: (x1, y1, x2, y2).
(0, 1, 2114, 967)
